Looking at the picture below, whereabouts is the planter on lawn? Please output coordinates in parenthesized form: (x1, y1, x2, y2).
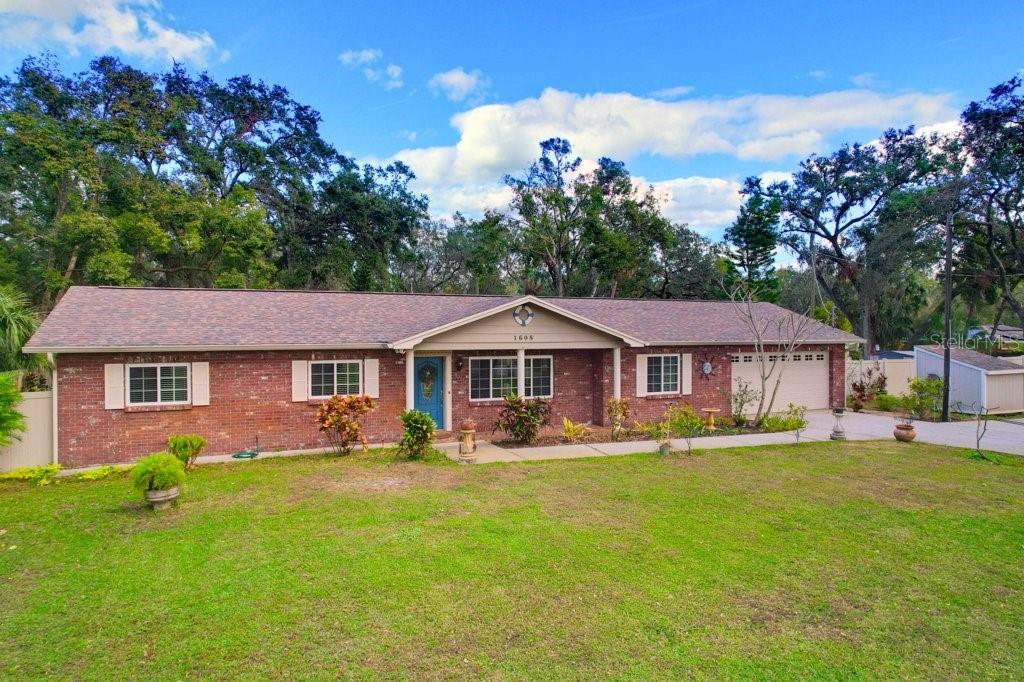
(894, 423, 917, 443)
(144, 485, 179, 510)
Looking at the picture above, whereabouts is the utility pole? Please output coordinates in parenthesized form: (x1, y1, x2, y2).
(941, 211, 953, 422)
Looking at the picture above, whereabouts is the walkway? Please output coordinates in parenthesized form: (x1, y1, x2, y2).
(437, 410, 1024, 463)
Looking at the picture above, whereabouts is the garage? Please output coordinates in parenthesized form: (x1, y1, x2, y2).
(731, 351, 830, 412)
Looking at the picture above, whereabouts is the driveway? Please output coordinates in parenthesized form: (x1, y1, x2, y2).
(804, 410, 1024, 456)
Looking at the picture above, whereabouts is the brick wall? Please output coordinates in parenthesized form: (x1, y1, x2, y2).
(56, 343, 848, 468)
(56, 349, 406, 468)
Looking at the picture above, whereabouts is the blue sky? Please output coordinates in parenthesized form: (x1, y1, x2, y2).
(2, 0, 1023, 239)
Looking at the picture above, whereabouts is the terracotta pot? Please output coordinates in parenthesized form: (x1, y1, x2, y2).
(893, 424, 916, 443)
(145, 486, 179, 511)
(460, 418, 476, 432)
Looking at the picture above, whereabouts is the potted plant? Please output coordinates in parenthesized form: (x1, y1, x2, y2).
(132, 452, 186, 510)
(894, 414, 917, 443)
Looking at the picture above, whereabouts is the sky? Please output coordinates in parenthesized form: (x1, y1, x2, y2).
(1, 0, 1023, 241)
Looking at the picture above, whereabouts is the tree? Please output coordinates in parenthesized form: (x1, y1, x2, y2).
(958, 77, 1024, 326)
(0, 286, 47, 373)
(723, 179, 780, 301)
(644, 223, 724, 299)
(504, 138, 671, 297)
(757, 128, 937, 356)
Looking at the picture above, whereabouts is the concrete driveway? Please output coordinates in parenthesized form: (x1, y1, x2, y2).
(804, 410, 1024, 456)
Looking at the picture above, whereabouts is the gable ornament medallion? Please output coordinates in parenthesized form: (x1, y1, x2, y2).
(512, 304, 535, 328)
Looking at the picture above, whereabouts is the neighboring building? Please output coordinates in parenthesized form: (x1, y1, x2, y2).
(914, 345, 1024, 414)
(966, 325, 1024, 343)
(24, 287, 860, 468)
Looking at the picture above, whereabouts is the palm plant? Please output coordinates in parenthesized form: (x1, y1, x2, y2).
(0, 286, 48, 374)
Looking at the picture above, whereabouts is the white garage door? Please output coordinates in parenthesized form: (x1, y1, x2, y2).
(731, 352, 830, 413)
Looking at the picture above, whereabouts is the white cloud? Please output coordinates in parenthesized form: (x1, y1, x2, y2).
(397, 129, 418, 142)
(649, 85, 693, 100)
(339, 47, 402, 89)
(850, 72, 878, 87)
(390, 86, 955, 190)
(428, 67, 490, 102)
(807, 70, 829, 81)
(338, 48, 381, 66)
(648, 176, 743, 231)
(0, 0, 223, 65)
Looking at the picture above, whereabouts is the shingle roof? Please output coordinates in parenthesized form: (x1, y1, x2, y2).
(24, 286, 861, 352)
(918, 345, 1024, 372)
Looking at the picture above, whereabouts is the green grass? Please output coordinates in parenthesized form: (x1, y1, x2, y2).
(2, 442, 1023, 680)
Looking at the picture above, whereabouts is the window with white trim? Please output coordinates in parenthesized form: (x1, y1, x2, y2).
(309, 361, 361, 398)
(469, 356, 554, 400)
(524, 357, 553, 398)
(646, 354, 679, 394)
(127, 363, 190, 405)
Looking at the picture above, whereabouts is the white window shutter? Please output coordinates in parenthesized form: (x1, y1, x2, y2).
(192, 362, 210, 406)
(680, 353, 692, 395)
(104, 364, 125, 410)
(291, 360, 308, 402)
(635, 354, 648, 397)
(363, 358, 380, 398)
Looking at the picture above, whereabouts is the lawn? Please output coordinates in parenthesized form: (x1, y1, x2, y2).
(2, 442, 1023, 680)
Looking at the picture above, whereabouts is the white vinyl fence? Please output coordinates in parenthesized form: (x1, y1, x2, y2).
(0, 391, 53, 472)
(846, 358, 916, 397)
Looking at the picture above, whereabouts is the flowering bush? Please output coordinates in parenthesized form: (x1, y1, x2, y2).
(316, 394, 377, 455)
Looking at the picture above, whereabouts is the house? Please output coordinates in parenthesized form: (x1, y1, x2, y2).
(966, 325, 1024, 343)
(24, 287, 860, 468)
(914, 345, 1024, 414)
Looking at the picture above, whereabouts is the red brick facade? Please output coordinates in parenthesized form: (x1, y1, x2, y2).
(55, 344, 847, 468)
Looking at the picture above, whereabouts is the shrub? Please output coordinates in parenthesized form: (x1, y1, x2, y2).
(875, 393, 903, 412)
(0, 463, 61, 486)
(902, 377, 943, 420)
(167, 434, 206, 470)
(631, 420, 662, 439)
(561, 417, 591, 443)
(397, 409, 436, 459)
(607, 398, 630, 441)
(760, 403, 808, 433)
(131, 452, 185, 493)
(666, 404, 704, 454)
(493, 394, 550, 444)
(0, 371, 26, 448)
(316, 394, 377, 455)
(730, 378, 760, 427)
(850, 364, 887, 412)
(77, 464, 131, 481)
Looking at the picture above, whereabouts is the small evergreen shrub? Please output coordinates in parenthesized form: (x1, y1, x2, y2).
(760, 403, 808, 433)
(901, 377, 943, 420)
(167, 434, 206, 470)
(729, 378, 760, 427)
(131, 452, 185, 492)
(77, 464, 131, 481)
(561, 417, 591, 443)
(494, 394, 550, 444)
(316, 394, 377, 455)
(0, 463, 61, 486)
(874, 393, 903, 412)
(397, 409, 436, 459)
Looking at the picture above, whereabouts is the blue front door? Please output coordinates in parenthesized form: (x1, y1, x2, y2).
(414, 356, 444, 427)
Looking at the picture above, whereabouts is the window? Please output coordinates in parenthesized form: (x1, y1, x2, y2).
(646, 354, 679, 394)
(127, 363, 189, 405)
(469, 356, 554, 400)
(309, 361, 361, 398)
(525, 357, 553, 398)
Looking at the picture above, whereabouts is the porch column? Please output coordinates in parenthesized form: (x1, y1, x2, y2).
(517, 348, 526, 397)
(405, 349, 415, 412)
(612, 347, 621, 399)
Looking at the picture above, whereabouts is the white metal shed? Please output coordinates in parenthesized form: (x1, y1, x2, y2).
(914, 346, 1024, 415)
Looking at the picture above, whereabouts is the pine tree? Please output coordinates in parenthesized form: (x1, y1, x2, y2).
(724, 181, 781, 302)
